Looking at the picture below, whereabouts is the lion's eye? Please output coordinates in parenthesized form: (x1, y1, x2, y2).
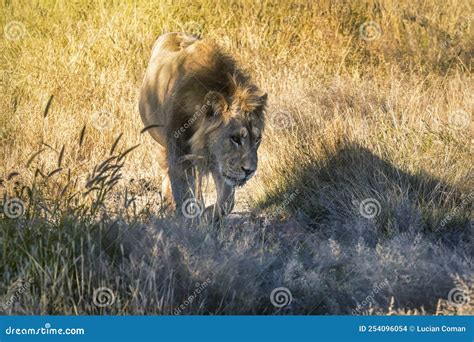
(231, 136, 241, 146)
(255, 136, 262, 145)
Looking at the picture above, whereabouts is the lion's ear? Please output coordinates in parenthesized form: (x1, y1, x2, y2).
(204, 91, 228, 118)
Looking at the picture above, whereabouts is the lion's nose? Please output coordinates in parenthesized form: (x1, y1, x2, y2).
(242, 167, 255, 178)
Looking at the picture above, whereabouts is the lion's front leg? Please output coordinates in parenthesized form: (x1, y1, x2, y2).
(167, 152, 196, 217)
(203, 170, 235, 222)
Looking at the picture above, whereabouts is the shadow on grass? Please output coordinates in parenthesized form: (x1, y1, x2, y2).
(1, 142, 472, 315)
(257, 141, 471, 237)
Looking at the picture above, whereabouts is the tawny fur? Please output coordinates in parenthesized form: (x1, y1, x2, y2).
(139, 32, 267, 220)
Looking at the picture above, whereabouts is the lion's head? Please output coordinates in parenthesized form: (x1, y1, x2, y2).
(190, 76, 267, 187)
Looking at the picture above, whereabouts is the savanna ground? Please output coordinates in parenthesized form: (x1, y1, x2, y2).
(0, 0, 473, 315)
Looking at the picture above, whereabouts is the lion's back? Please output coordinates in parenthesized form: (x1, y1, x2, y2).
(139, 33, 241, 146)
(139, 33, 198, 144)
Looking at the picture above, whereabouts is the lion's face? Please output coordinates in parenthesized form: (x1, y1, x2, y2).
(211, 116, 263, 187)
(190, 86, 267, 188)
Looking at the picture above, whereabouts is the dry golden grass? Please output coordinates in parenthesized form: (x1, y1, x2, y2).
(0, 0, 472, 315)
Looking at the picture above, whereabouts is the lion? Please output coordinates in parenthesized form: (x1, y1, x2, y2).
(139, 32, 267, 221)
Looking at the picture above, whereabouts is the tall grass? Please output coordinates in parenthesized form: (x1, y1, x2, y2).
(0, 0, 472, 314)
